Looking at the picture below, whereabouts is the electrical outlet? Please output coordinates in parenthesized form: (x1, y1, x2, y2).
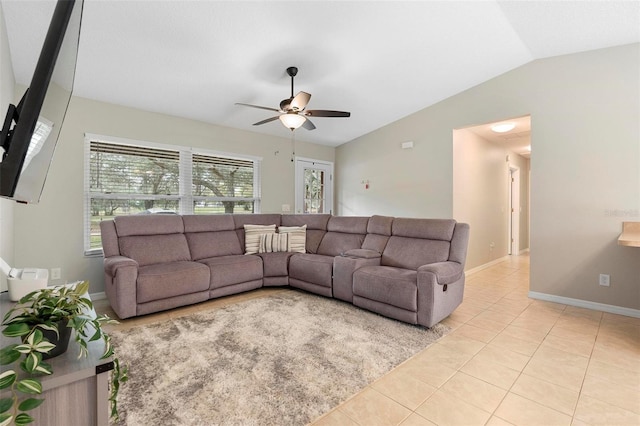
(599, 274, 610, 287)
(281, 204, 291, 212)
(51, 267, 61, 280)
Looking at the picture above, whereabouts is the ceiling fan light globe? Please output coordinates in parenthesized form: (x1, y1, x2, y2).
(279, 113, 306, 130)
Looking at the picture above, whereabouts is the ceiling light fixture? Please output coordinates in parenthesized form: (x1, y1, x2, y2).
(491, 122, 516, 133)
(279, 112, 306, 131)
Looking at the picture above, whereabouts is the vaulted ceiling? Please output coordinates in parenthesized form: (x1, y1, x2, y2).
(2, 1, 639, 147)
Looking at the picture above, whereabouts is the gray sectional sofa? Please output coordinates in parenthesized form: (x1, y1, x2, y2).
(100, 214, 469, 327)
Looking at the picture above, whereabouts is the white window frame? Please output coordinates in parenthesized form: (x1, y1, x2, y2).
(84, 133, 262, 256)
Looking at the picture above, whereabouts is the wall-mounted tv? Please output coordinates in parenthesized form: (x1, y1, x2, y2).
(0, 0, 83, 203)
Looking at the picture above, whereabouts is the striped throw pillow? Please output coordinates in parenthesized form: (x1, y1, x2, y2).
(244, 224, 276, 254)
(258, 232, 290, 253)
(278, 225, 306, 253)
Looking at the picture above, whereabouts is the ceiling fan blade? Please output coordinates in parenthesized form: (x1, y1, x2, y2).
(305, 110, 351, 118)
(252, 116, 280, 126)
(290, 91, 311, 111)
(302, 118, 316, 131)
(236, 103, 280, 113)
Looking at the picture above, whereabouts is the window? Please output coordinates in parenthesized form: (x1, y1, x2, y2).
(84, 135, 261, 255)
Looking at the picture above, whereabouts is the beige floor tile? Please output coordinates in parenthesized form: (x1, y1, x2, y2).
(110, 312, 171, 331)
(393, 357, 457, 388)
(490, 332, 540, 356)
(411, 342, 476, 371)
(338, 388, 412, 426)
(590, 343, 640, 373)
(509, 316, 557, 333)
(549, 325, 598, 341)
(500, 324, 549, 344)
(449, 323, 499, 343)
(438, 371, 507, 412)
(495, 392, 572, 426)
(486, 416, 516, 426)
(474, 344, 531, 372)
(474, 309, 518, 325)
(510, 373, 579, 416)
(580, 374, 640, 414)
(602, 312, 640, 326)
(574, 394, 640, 425)
(370, 368, 437, 410)
(540, 333, 595, 358)
(586, 358, 640, 389)
(398, 413, 437, 426)
(460, 356, 521, 390)
(415, 390, 492, 426)
(312, 409, 360, 426)
(437, 333, 486, 355)
(466, 316, 509, 333)
(523, 346, 589, 389)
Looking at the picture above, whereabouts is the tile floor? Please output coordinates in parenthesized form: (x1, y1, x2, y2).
(95, 254, 640, 425)
(312, 255, 640, 426)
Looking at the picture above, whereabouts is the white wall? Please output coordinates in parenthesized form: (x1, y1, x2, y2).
(13, 96, 334, 294)
(452, 128, 530, 269)
(336, 43, 640, 311)
(0, 3, 15, 292)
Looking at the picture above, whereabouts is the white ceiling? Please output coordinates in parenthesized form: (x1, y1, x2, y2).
(465, 115, 531, 158)
(2, 1, 639, 147)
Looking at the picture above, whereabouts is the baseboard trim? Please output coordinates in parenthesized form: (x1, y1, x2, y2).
(465, 256, 510, 276)
(90, 291, 107, 301)
(519, 248, 530, 255)
(528, 291, 640, 319)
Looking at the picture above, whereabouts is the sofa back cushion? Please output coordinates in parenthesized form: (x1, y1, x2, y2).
(182, 215, 243, 259)
(381, 218, 456, 270)
(361, 215, 393, 253)
(119, 234, 192, 267)
(316, 216, 368, 256)
(281, 214, 330, 254)
(114, 215, 192, 266)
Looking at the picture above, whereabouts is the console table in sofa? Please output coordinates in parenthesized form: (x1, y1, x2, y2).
(100, 214, 469, 328)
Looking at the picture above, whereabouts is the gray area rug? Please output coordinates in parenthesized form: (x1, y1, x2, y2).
(110, 291, 449, 426)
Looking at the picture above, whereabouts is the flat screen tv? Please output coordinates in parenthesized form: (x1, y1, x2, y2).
(0, 0, 83, 203)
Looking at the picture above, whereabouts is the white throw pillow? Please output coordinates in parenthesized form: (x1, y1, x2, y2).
(258, 233, 290, 253)
(278, 225, 307, 253)
(244, 224, 276, 254)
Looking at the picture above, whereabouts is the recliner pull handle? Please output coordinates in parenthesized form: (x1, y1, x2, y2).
(443, 284, 448, 292)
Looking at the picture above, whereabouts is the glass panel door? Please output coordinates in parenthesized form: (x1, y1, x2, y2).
(295, 158, 333, 214)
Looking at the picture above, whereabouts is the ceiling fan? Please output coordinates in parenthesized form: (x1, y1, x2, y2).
(236, 66, 350, 131)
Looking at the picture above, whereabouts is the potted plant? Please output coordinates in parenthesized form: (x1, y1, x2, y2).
(0, 281, 127, 425)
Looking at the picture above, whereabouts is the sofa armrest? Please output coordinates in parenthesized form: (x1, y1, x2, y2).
(333, 253, 381, 303)
(416, 261, 465, 327)
(104, 256, 138, 277)
(343, 249, 381, 259)
(103, 256, 139, 319)
(417, 261, 464, 285)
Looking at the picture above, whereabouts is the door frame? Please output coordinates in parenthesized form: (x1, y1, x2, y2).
(508, 165, 521, 255)
(294, 157, 334, 214)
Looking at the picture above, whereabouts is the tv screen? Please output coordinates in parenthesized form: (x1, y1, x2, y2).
(0, 0, 83, 203)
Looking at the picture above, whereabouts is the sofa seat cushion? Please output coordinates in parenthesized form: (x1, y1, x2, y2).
(199, 255, 263, 289)
(353, 266, 418, 311)
(256, 252, 295, 277)
(137, 261, 210, 304)
(288, 253, 334, 288)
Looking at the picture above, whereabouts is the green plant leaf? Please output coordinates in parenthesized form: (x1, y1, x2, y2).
(23, 352, 42, 374)
(2, 323, 31, 338)
(14, 412, 34, 425)
(0, 370, 16, 389)
(0, 412, 14, 426)
(0, 345, 20, 365)
(34, 323, 59, 339)
(16, 379, 42, 395)
(0, 398, 12, 413)
(33, 340, 55, 354)
(17, 398, 44, 412)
